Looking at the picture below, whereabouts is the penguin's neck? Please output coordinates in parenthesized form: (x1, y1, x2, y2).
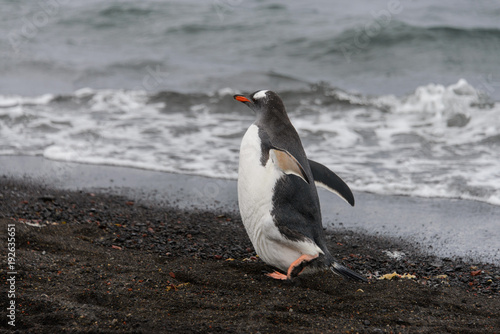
(256, 109, 291, 126)
(255, 111, 295, 143)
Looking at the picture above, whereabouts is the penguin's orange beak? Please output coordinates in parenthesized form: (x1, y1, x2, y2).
(234, 94, 258, 113)
(234, 95, 251, 103)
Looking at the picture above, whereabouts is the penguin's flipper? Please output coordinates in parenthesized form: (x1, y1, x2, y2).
(270, 148, 310, 184)
(308, 159, 355, 206)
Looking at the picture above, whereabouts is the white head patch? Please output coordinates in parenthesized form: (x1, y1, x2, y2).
(253, 90, 269, 100)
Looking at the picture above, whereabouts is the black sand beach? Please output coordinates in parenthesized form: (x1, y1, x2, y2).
(1, 164, 499, 333)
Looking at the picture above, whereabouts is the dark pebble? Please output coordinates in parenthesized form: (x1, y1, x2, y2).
(38, 195, 55, 202)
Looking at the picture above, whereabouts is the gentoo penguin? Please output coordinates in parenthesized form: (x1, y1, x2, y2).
(234, 90, 366, 282)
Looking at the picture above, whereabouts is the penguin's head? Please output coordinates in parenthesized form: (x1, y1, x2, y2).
(233, 90, 287, 118)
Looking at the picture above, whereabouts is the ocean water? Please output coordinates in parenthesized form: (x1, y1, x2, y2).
(1, 0, 500, 207)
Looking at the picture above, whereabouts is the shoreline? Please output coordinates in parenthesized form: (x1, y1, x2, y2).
(1, 155, 500, 265)
(0, 176, 498, 332)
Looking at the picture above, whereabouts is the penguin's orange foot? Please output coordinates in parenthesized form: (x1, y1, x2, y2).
(266, 271, 289, 280)
(265, 254, 320, 281)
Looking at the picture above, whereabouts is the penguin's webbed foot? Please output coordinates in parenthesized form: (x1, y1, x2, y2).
(266, 271, 289, 280)
(266, 253, 320, 281)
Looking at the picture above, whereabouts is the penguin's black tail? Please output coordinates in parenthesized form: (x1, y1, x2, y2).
(330, 262, 368, 282)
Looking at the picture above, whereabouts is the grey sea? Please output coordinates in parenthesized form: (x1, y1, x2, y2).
(1, 0, 499, 263)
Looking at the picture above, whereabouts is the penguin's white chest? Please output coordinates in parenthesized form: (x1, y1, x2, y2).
(237, 124, 321, 271)
(238, 124, 281, 239)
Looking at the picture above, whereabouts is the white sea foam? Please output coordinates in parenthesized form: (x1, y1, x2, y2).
(0, 80, 499, 206)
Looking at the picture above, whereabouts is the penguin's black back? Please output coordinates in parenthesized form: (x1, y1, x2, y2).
(254, 92, 331, 259)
